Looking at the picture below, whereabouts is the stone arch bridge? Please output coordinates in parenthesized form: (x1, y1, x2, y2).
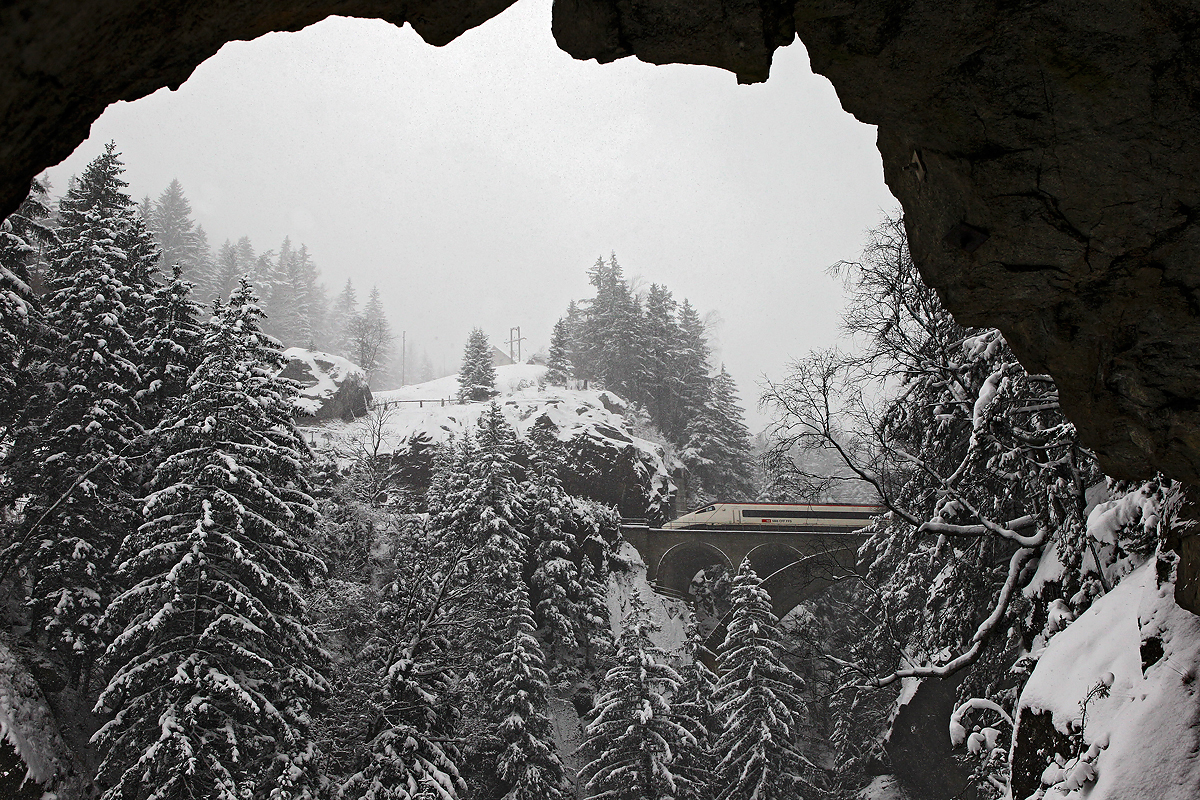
(620, 523, 869, 653)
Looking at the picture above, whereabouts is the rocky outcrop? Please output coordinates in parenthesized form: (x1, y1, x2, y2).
(280, 347, 372, 422)
(4, 3, 1200, 597)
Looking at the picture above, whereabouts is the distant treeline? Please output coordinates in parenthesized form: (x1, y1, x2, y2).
(26, 165, 439, 386)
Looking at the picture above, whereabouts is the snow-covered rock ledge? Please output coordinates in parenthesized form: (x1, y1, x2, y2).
(280, 347, 372, 422)
(1011, 558, 1200, 800)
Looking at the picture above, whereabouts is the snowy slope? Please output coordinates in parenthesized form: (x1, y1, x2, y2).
(373, 363, 548, 403)
(1014, 559, 1200, 800)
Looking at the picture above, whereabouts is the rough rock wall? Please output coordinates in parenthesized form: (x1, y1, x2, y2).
(4, 1, 1200, 597)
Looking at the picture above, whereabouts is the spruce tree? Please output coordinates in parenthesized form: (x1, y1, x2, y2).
(262, 237, 321, 347)
(545, 317, 572, 386)
(211, 239, 243, 306)
(329, 278, 359, 358)
(712, 560, 809, 800)
(672, 299, 712, 443)
(681, 365, 755, 503)
(134, 265, 204, 425)
(345, 512, 469, 800)
(579, 593, 693, 800)
(486, 581, 571, 800)
(640, 283, 682, 432)
(565, 499, 617, 671)
(93, 279, 327, 800)
(147, 178, 207, 288)
(673, 624, 719, 800)
(0, 178, 52, 427)
(562, 300, 589, 383)
(473, 403, 527, 594)
(457, 327, 498, 403)
(9, 144, 145, 679)
(580, 254, 644, 403)
(525, 456, 583, 677)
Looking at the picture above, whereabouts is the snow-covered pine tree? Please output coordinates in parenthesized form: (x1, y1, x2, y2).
(262, 237, 323, 348)
(211, 239, 245, 307)
(8, 143, 146, 680)
(712, 560, 810, 800)
(545, 316, 572, 386)
(473, 402, 527, 595)
(672, 299, 712, 444)
(579, 592, 693, 800)
(93, 278, 327, 800)
(344, 513, 471, 800)
(562, 498, 617, 671)
(134, 264, 204, 425)
(147, 178, 209, 289)
(0, 178, 52, 429)
(579, 254, 644, 404)
(673, 623, 719, 800)
(191, 225, 216, 300)
(562, 300, 591, 383)
(525, 452, 583, 678)
(576, 552, 616, 673)
(486, 580, 571, 800)
(328, 278, 358, 359)
(427, 434, 480, 550)
(681, 365, 755, 504)
(640, 283, 682, 434)
(457, 327, 498, 403)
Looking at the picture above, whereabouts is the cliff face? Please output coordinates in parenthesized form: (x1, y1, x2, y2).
(4, 4, 1200, 600)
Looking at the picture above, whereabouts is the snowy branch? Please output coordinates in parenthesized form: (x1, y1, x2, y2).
(867, 546, 1038, 687)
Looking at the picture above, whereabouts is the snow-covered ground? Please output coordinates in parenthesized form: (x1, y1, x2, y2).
(373, 363, 549, 404)
(1015, 558, 1200, 799)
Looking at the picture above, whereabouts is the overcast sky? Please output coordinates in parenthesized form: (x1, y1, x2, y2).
(46, 0, 896, 430)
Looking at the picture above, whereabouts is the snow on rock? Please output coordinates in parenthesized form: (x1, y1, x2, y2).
(280, 347, 372, 421)
(605, 541, 690, 656)
(0, 637, 85, 795)
(333, 365, 675, 519)
(857, 774, 914, 800)
(1086, 482, 1162, 547)
(1012, 559, 1200, 800)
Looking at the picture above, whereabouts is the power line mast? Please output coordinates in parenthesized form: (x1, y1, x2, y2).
(507, 326, 526, 363)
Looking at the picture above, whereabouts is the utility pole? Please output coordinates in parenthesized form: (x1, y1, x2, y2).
(507, 326, 526, 363)
(401, 330, 406, 385)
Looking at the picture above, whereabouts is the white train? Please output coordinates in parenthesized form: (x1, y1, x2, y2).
(661, 502, 883, 532)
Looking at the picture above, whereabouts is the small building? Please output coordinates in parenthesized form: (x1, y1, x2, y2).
(490, 345, 515, 367)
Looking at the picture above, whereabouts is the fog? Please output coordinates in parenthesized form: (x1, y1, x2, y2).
(46, 0, 895, 429)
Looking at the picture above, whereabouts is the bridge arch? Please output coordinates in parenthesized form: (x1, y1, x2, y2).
(745, 542, 804, 582)
(655, 542, 732, 599)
